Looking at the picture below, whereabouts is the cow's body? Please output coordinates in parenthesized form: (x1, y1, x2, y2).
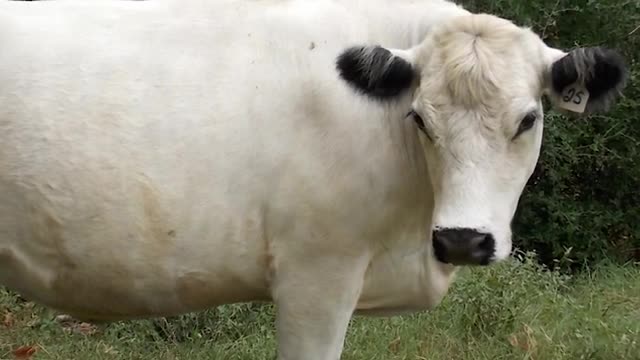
(0, 1, 627, 359)
(0, 0, 461, 320)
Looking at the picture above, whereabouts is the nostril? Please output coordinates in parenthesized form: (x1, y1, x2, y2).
(432, 230, 449, 263)
(432, 230, 447, 247)
(475, 233, 494, 250)
(473, 233, 495, 265)
(479, 234, 493, 249)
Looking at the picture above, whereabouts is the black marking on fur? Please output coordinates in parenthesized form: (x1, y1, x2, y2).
(336, 46, 415, 99)
(551, 47, 628, 113)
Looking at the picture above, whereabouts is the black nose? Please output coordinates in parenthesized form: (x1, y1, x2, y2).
(432, 228, 495, 266)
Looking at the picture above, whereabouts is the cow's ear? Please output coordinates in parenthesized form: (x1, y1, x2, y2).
(547, 47, 628, 114)
(336, 45, 416, 100)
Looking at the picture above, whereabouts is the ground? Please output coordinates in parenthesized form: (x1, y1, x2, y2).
(2, 254, 638, 359)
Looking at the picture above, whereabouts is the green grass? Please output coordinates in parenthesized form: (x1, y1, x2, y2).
(2, 254, 639, 360)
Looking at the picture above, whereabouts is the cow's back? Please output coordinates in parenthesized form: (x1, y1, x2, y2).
(0, 0, 425, 319)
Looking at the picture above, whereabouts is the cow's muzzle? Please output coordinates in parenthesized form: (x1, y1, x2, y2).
(432, 228, 495, 266)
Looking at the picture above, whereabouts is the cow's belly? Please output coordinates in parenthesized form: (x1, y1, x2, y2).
(0, 174, 271, 321)
(0, 0, 448, 321)
(0, 232, 270, 322)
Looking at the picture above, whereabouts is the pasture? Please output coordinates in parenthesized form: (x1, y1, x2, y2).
(2, 255, 639, 359)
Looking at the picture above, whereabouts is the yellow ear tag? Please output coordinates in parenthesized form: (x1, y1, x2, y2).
(558, 83, 590, 113)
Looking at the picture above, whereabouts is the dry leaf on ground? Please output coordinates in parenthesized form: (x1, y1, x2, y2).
(12, 345, 37, 359)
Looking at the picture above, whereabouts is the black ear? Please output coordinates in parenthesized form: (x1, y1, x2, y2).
(336, 46, 416, 100)
(551, 47, 628, 113)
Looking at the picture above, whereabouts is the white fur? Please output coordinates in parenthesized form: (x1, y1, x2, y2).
(0, 1, 613, 359)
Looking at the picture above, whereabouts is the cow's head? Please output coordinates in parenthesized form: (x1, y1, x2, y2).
(337, 14, 627, 266)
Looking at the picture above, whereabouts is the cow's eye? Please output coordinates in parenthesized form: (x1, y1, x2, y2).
(408, 110, 432, 140)
(514, 112, 537, 139)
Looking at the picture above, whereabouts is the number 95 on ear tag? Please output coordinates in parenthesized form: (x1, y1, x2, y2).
(559, 83, 590, 113)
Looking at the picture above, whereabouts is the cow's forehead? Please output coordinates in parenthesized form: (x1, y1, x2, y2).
(415, 14, 546, 113)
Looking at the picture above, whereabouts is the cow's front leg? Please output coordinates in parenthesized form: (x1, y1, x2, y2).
(272, 252, 370, 360)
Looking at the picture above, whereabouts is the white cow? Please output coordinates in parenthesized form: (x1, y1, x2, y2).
(0, 0, 627, 359)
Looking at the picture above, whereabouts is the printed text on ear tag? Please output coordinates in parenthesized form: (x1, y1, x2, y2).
(559, 83, 590, 113)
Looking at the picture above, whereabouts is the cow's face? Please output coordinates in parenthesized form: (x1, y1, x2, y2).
(337, 14, 627, 266)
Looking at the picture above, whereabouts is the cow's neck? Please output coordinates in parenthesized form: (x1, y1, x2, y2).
(348, 93, 460, 314)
